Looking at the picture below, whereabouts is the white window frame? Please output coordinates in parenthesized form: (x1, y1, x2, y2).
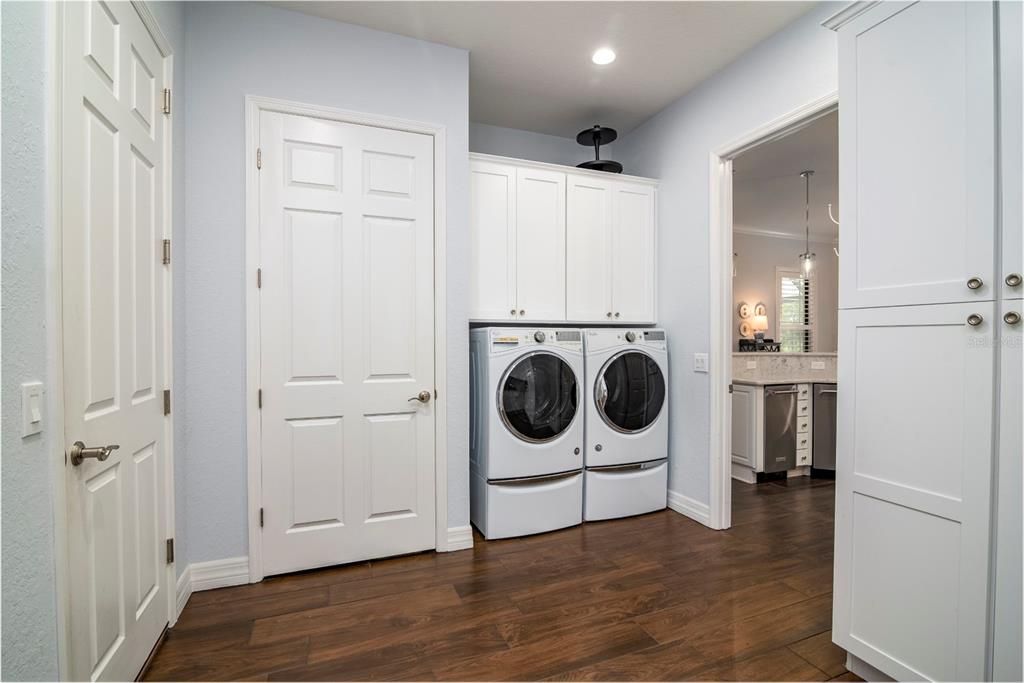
(775, 266, 816, 352)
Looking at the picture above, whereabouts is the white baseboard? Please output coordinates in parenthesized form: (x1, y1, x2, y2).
(174, 565, 192, 623)
(189, 556, 250, 592)
(444, 525, 474, 551)
(667, 489, 712, 527)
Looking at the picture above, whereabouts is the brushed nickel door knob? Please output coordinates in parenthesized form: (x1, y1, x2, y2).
(967, 313, 984, 326)
(69, 441, 120, 466)
(408, 390, 431, 403)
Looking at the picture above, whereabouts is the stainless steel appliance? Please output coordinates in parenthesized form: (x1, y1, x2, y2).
(812, 383, 837, 472)
(764, 384, 798, 473)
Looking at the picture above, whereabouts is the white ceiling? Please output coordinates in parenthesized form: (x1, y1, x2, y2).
(733, 111, 839, 241)
(274, 1, 818, 138)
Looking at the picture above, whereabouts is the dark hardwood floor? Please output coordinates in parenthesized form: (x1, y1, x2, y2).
(145, 477, 856, 681)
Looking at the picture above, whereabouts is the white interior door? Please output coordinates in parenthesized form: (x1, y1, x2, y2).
(566, 174, 612, 321)
(838, 1, 996, 308)
(833, 302, 995, 680)
(611, 183, 656, 322)
(259, 111, 436, 576)
(515, 167, 566, 321)
(62, 1, 170, 680)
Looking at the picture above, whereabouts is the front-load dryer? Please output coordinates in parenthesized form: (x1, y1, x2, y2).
(470, 327, 584, 539)
(583, 328, 669, 521)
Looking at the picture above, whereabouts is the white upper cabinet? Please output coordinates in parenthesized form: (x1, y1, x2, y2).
(838, 1, 996, 308)
(515, 167, 566, 321)
(611, 183, 656, 322)
(471, 154, 657, 324)
(470, 161, 516, 320)
(1000, 0, 1023, 302)
(566, 175, 613, 321)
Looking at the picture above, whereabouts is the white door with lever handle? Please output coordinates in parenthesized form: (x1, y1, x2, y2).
(258, 110, 437, 576)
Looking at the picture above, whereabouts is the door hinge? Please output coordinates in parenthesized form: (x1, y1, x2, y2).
(256, 147, 262, 170)
(257, 268, 262, 288)
(162, 88, 171, 115)
(166, 538, 174, 564)
(163, 389, 171, 415)
(162, 238, 171, 265)
(259, 508, 264, 528)
(258, 389, 262, 409)
(728, 384, 734, 394)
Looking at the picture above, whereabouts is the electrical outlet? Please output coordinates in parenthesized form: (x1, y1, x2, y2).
(811, 361, 826, 370)
(693, 353, 709, 373)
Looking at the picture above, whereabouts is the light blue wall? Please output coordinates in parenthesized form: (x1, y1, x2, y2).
(470, 122, 603, 167)
(181, 2, 470, 564)
(1, 2, 60, 679)
(616, 5, 839, 506)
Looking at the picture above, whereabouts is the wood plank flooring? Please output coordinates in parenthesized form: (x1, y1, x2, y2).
(145, 477, 857, 681)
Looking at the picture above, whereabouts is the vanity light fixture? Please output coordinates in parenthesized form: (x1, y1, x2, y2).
(592, 47, 616, 65)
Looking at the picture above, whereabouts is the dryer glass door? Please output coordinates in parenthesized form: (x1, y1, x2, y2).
(499, 352, 579, 443)
(597, 351, 666, 433)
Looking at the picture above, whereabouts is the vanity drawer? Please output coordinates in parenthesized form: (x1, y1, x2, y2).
(798, 384, 810, 400)
(796, 448, 811, 466)
(797, 400, 810, 417)
(797, 434, 811, 452)
(797, 417, 811, 433)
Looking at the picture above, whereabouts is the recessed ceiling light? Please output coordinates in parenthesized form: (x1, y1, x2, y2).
(591, 48, 616, 66)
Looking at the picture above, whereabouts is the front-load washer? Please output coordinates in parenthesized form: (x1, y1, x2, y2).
(583, 328, 669, 521)
(470, 327, 584, 539)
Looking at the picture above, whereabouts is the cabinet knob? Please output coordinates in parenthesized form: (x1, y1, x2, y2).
(967, 313, 984, 327)
(1006, 273, 1022, 288)
(606, 312, 612, 318)
(519, 309, 525, 316)
(1004, 311, 1021, 326)
(510, 309, 517, 316)
(614, 312, 620, 318)
(967, 277, 984, 290)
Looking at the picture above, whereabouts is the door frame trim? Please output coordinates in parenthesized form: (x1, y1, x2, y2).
(707, 91, 838, 531)
(243, 96, 450, 583)
(49, 3, 177, 678)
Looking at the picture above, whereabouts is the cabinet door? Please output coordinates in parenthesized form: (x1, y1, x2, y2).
(611, 183, 656, 322)
(566, 174, 612, 321)
(993, 299, 1022, 681)
(1000, 0, 1022, 301)
(470, 161, 516, 319)
(515, 168, 565, 321)
(833, 302, 995, 681)
(839, 1, 996, 308)
(730, 384, 756, 468)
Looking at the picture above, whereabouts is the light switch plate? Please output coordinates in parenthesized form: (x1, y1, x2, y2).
(21, 381, 44, 438)
(693, 353, 709, 373)
(811, 361, 826, 370)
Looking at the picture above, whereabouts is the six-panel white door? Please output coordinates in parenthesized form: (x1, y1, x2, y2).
(833, 302, 995, 680)
(62, 1, 170, 680)
(258, 112, 436, 576)
(838, 1, 996, 309)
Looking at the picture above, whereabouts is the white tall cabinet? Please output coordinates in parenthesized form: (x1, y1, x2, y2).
(827, 2, 1021, 680)
(471, 154, 657, 324)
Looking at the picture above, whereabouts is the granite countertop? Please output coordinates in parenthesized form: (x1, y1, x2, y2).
(733, 377, 837, 387)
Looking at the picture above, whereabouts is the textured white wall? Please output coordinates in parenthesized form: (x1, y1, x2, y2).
(616, 6, 838, 506)
(1, 2, 60, 678)
(732, 232, 838, 352)
(470, 122, 607, 167)
(181, 2, 470, 564)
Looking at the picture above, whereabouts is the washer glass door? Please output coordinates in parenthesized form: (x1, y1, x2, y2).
(597, 351, 666, 433)
(499, 352, 579, 442)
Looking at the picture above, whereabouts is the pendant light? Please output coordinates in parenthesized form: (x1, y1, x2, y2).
(798, 170, 815, 275)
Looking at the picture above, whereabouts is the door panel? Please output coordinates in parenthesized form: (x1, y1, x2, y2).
(470, 161, 516, 319)
(839, 1, 996, 308)
(260, 112, 436, 576)
(1000, 0, 1023, 302)
(612, 184, 656, 322)
(566, 175, 612, 321)
(833, 302, 995, 680)
(63, 2, 169, 680)
(515, 168, 565, 321)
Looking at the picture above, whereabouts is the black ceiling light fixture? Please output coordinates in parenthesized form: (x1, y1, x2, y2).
(576, 125, 623, 174)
